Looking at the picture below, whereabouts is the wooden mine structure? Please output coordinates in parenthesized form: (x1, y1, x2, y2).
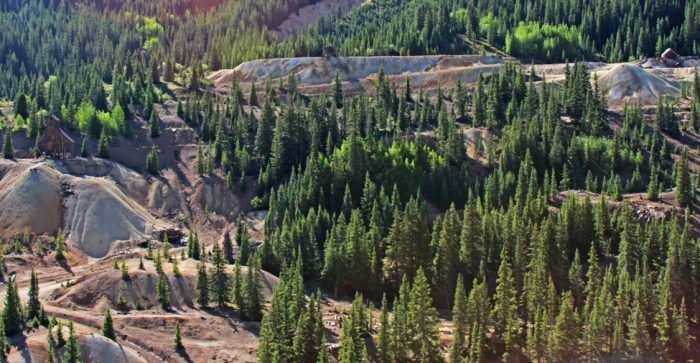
(31, 115, 75, 158)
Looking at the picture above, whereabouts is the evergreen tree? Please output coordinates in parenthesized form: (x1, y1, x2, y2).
(222, 231, 234, 263)
(333, 70, 344, 108)
(491, 248, 518, 360)
(102, 307, 116, 340)
(80, 139, 88, 157)
(376, 294, 392, 363)
(96, 135, 110, 159)
(675, 146, 693, 206)
(156, 273, 170, 309)
(241, 256, 265, 321)
(149, 109, 161, 138)
(63, 321, 80, 363)
(2, 281, 21, 336)
(209, 242, 230, 307)
(449, 275, 467, 363)
(337, 317, 359, 363)
(176, 97, 184, 118)
(2, 131, 13, 159)
(174, 320, 183, 350)
(46, 338, 55, 362)
(249, 82, 259, 106)
(27, 268, 42, 321)
(146, 146, 159, 174)
(550, 291, 579, 362)
(195, 262, 209, 307)
(121, 257, 130, 280)
(0, 316, 6, 359)
(13, 93, 28, 119)
(117, 284, 128, 311)
(408, 267, 442, 363)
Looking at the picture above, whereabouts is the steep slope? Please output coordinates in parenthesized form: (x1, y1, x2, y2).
(0, 161, 62, 239)
(597, 64, 680, 106)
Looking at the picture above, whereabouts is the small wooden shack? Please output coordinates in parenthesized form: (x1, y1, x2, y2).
(33, 115, 74, 158)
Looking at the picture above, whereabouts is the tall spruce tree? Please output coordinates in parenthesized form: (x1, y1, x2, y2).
(63, 321, 80, 363)
(2, 281, 21, 336)
(27, 268, 42, 321)
(210, 242, 231, 307)
(102, 307, 116, 340)
(195, 262, 209, 307)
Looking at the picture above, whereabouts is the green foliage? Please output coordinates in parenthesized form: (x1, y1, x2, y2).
(146, 146, 159, 174)
(2, 130, 13, 159)
(173, 320, 183, 349)
(102, 307, 116, 340)
(2, 280, 22, 336)
(156, 273, 170, 309)
(508, 22, 582, 62)
(63, 322, 80, 363)
(96, 136, 110, 159)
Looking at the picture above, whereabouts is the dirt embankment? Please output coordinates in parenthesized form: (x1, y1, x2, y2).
(272, 0, 366, 40)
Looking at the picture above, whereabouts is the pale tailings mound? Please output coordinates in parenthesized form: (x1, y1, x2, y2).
(62, 175, 169, 258)
(598, 64, 680, 106)
(0, 161, 62, 239)
(0, 158, 175, 258)
(209, 55, 504, 94)
(7, 329, 145, 363)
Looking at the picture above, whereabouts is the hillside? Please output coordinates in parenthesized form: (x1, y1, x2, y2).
(2, 0, 700, 362)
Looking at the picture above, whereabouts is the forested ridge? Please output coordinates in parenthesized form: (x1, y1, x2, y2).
(1, 0, 700, 362)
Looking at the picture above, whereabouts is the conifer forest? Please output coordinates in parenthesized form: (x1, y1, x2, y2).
(1, 0, 700, 362)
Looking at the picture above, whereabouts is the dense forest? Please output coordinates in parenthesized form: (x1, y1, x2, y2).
(1, 0, 700, 362)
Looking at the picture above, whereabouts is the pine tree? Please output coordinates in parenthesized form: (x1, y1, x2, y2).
(237, 217, 251, 265)
(0, 318, 6, 359)
(46, 338, 55, 363)
(102, 307, 116, 340)
(121, 257, 130, 280)
(146, 146, 159, 174)
(117, 284, 128, 311)
(63, 321, 80, 363)
(675, 146, 693, 206)
(174, 320, 183, 350)
(449, 275, 467, 363)
(647, 164, 659, 201)
(242, 256, 265, 321)
(157, 273, 170, 309)
(249, 82, 259, 106)
(222, 231, 234, 263)
(80, 139, 88, 157)
(164, 57, 175, 83)
(176, 97, 184, 118)
(56, 320, 65, 347)
(138, 257, 144, 270)
(97, 135, 110, 159)
(491, 248, 518, 360)
(550, 291, 579, 362)
(408, 267, 442, 363)
(172, 257, 181, 277)
(196, 142, 205, 175)
(149, 109, 161, 138)
(376, 294, 392, 363)
(195, 262, 209, 307)
(27, 268, 41, 321)
(2, 131, 13, 159)
(333, 70, 344, 108)
(154, 250, 163, 274)
(338, 317, 359, 363)
(2, 281, 21, 336)
(210, 242, 230, 307)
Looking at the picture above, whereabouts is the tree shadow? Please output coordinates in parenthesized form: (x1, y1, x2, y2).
(178, 348, 195, 363)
